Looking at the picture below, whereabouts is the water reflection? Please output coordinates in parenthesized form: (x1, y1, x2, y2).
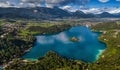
(22, 26, 106, 62)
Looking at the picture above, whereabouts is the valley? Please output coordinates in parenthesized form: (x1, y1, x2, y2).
(0, 18, 120, 70)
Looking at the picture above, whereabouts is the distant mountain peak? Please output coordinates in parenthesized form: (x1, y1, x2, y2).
(0, 7, 120, 19)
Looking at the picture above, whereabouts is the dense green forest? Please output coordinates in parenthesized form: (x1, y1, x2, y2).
(27, 24, 71, 35)
(0, 35, 34, 64)
(5, 51, 88, 70)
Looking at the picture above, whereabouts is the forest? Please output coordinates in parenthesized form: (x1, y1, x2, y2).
(0, 34, 35, 64)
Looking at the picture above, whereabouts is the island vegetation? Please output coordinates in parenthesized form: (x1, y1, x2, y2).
(69, 37, 79, 42)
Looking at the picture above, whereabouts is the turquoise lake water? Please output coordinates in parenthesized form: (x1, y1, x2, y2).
(22, 26, 106, 62)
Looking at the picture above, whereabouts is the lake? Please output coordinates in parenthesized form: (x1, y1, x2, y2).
(22, 26, 106, 62)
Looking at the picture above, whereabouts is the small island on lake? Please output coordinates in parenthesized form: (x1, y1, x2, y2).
(69, 37, 79, 42)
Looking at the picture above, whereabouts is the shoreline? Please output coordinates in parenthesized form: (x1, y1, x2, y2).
(22, 26, 107, 63)
(95, 50, 105, 61)
(91, 28, 107, 63)
(2, 25, 108, 69)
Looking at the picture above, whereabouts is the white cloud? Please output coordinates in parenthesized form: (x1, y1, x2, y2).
(61, 5, 71, 10)
(106, 8, 120, 14)
(36, 36, 54, 44)
(21, 0, 44, 3)
(0, 1, 12, 7)
(36, 32, 69, 44)
(0, 0, 89, 8)
(0, 0, 120, 14)
(55, 32, 69, 43)
(98, 0, 109, 3)
(61, 6, 120, 14)
(79, 7, 120, 14)
(81, 8, 101, 14)
(60, 5, 84, 12)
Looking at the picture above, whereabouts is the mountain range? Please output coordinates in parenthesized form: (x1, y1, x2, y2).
(0, 7, 120, 19)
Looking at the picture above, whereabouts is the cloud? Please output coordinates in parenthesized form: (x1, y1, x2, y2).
(1, 0, 120, 14)
(0, 0, 90, 8)
(0, 1, 13, 7)
(60, 5, 80, 12)
(80, 7, 120, 14)
(21, 0, 44, 3)
(81, 8, 101, 14)
(45, 0, 90, 7)
(36, 32, 70, 44)
(106, 8, 120, 14)
(61, 5, 72, 10)
(55, 32, 69, 43)
(98, 0, 109, 3)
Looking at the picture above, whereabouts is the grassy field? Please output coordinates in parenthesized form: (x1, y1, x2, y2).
(27, 22, 55, 27)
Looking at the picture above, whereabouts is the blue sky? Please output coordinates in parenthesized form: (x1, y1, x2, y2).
(86, 0, 120, 8)
(0, 0, 120, 13)
(60, 0, 120, 13)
